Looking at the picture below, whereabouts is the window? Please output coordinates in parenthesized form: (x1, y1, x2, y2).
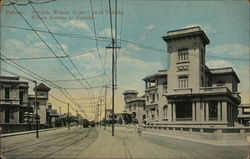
(208, 101, 218, 120)
(163, 106, 168, 118)
(146, 96, 149, 101)
(178, 76, 188, 88)
(201, 49, 204, 64)
(5, 88, 10, 99)
(157, 94, 159, 101)
(143, 104, 146, 111)
(163, 82, 167, 92)
(201, 76, 204, 87)
(151, 94, 155, 103)
(178, 49, 188, 61)
(243, 108, 250, 114)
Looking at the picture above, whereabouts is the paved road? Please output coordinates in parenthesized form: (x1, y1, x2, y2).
(1, 127, 98, 159)
(1, 126, 250, 159)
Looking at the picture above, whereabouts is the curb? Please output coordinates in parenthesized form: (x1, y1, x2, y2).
(0, 127, 65, 138)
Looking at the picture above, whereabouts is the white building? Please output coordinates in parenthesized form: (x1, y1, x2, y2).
(143, 26, 241, 127)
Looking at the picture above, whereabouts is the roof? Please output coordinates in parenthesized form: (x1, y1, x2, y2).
(34, 83, 51, 91)
(162, 26, 210, 45)
(143, 71, 167, 81)
(126, 97, 145, 103)
(123, 90, 138, 95)
(209, 67, 240, 83)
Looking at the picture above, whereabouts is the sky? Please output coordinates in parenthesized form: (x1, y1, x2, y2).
(1, 0, 249, 120)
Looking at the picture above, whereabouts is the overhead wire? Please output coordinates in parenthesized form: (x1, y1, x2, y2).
(30, 2, 96, 115)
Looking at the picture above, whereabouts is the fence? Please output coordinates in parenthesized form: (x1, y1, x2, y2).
(143, 125, 250, 140)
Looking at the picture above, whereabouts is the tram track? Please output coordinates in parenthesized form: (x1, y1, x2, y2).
(2, 128, 81, 153)
(2, 128, 90, 157)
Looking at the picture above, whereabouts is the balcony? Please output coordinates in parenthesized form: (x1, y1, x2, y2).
(200, 86, 230, 94)
(173, 88, 192, 94)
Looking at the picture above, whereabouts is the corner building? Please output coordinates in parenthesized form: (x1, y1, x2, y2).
(156, 26, 240, 127)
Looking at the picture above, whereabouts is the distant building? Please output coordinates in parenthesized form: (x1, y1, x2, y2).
(29, 83, 51, 124)
(238, 104, 250, 126)
(143, 70, 167, 123)
(0, 76, 29, 124)
(123, 90, 146, 123)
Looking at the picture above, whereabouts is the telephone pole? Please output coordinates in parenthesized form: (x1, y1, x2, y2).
(104, 84, 108, 130)
(68, 103, 70, 130)
(34, 81, 39, 138)
(59, 106, 61, 115)
(106, 39, 120, 136)
(99, 99, 102, 128)
(76, 110, 78, 128)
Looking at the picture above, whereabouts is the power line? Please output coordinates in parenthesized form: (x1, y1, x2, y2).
(2, 0, 56, 6)
(89, 0, 106, 76)
(49, 73, 105, 82)
(1, 54, 88, 117)
(1, 49, 97, 61)
(2, 24, 249, 61)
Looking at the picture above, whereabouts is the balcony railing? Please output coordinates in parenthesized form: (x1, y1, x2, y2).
(200, 86, 230, 93)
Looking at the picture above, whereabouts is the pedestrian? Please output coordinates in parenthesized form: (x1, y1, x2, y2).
(137, 124, 142, 136)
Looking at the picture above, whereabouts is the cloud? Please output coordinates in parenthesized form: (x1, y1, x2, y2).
(207, 43, 249, 56)
(99, 28, 116, 38)
(60, 20, 90, 32)
(144, 24, 156, 30)
(183, 24, 216, 33)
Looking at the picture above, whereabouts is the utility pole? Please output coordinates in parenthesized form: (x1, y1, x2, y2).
(99, 99, 102, 127)
(107, 39, 120, 136)
(76, 110, 78, 128)
(104, 84, 108, 130)
(34, 81, 39, 138)
(68, 103, 70, 130)
(59, 107, 61, 115)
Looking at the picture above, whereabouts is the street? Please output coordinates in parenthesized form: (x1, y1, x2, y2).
(1, 126, 250, 159)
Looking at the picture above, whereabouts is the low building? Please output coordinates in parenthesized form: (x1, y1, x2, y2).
(123, 90, 146, 123)
(0, 76, 29, 124)
(238, 104, 250, 126)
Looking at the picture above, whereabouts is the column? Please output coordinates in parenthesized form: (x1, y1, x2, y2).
(167, 103, 172, 122)
(222, 101, 228, 122)
(173, 103, 176, 122)
(192, 102, 196, 121)
(205, 101, 209, 121)
(217, 101, 221, 121)
(196, 101, 201, 122)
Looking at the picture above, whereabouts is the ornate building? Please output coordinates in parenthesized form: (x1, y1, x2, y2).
(143, 26, 241, 127)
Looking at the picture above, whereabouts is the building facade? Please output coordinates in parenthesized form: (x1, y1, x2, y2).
(0, 76, 29, 124)
(123, 90, 146, 123)
(238, 104, 250, 126)
(143, 70, 167, 123)
(142, 26, 241, 127)
(161, 26, 241, 127)
(29, 83, 51, 125)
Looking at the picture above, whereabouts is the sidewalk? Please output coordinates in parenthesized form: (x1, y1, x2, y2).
(115, 126, 250, 146)
(0, 126, 66, 138)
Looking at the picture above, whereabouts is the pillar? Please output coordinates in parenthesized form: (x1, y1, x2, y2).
(167, 103, 172, 121)
(173, 103, 176, 122)
(192, 102, 196, 121)
(205, 101, 209, 121)
(196, 101, 201, 122)
(222, 101, 228, 122)
(217, 101, 221, 121)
